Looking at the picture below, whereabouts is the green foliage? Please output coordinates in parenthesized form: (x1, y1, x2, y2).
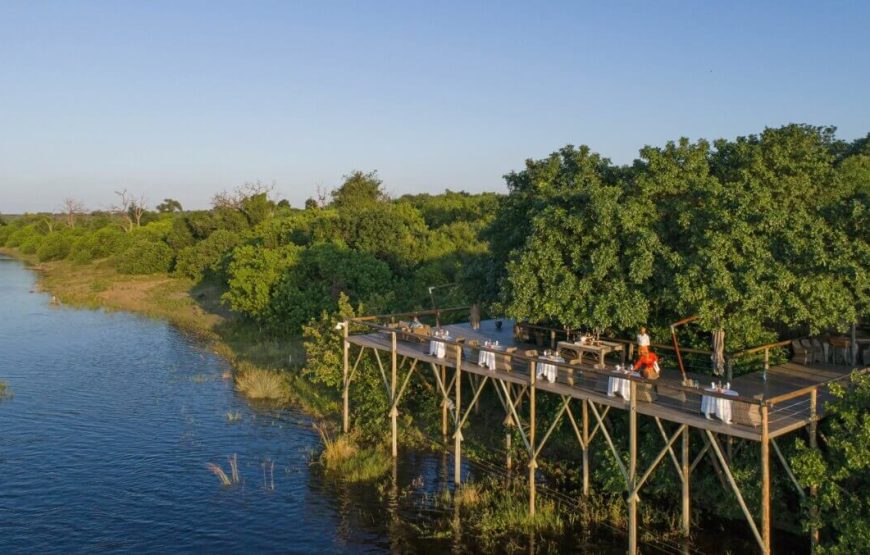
(792, 372, 870, 553)
(174, 229, 242, 280)
(330, 170, 388, 209)
(271, 243, 393, 333)
(36, 231, 73, 261)
(498, 126, 870, 347)
(115, 239, 174, 274)
(222, 244, 301, 322)
(156, 198, 183, 213)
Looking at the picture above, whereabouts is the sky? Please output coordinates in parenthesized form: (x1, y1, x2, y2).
(1, 1, 869, 213)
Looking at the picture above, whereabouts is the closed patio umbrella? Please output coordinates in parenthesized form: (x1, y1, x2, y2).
(711, 329, 725, 376)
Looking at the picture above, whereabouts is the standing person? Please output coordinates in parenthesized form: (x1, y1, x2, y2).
(637, 327, 650, 356)
(470, 304, 481, 330)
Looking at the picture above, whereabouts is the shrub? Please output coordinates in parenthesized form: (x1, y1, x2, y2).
(115, 239, 174, 274)
(174, 229, 242, 280)
(0, 226, 12, 246)
(18, 235, 43, 254)
(37, 233, 73, 261)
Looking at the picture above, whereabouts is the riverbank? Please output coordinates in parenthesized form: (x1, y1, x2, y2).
(0, 248, 332, 418)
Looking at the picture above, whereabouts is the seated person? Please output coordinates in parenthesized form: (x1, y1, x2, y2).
(633, 351, 660, 380)
(409, 316, 424, 329)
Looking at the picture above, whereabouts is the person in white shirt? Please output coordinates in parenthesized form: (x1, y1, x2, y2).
(637, 327, 650, 356)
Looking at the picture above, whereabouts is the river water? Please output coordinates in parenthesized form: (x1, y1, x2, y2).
(3, 254, 789, 554)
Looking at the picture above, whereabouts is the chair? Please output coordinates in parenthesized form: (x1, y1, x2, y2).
(811, 338, 827, 364)
(493, 347, 517, 372)
(801, 339, 820, 364)
(863, 347, 870, 367)
(791, 340, 810, 365)
(636, 382, 657, 403)
(732, 397, 763, 428)
(524, 349, 539, 357)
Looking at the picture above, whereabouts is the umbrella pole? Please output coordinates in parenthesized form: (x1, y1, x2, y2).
(671, 325, 688, 383)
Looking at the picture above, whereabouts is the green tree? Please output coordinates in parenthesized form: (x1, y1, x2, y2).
(330, 170, 387, 209)
(156, 198, 183, 213)
(792, 372, 870, 553)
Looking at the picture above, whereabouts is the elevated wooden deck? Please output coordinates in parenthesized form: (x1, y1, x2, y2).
(348, 320, 858, 441)
(342, 311, 867, 554)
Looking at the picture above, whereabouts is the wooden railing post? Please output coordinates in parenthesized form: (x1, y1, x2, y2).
(809, 389, 819, 553)
(582, 399, 589, 496)
(529, 359, 537, 516)
(682, 426, 690, 537)
(763, 348, 769, 383)
(390, 331, 398, 458)
(761, 403, 771, 554)
(342, 320, 350, 433)
(629, 381, 638, 555)
(453, 344, 462, 485)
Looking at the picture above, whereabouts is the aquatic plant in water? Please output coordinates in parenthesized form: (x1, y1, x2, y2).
(207, 454, 241, 487)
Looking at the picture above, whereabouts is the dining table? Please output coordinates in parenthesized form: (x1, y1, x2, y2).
(700, 387, 738, 424)
(557, 339, 624, 369)
(607, 367, 638, 400)
(536, 355, 564, 383)
(429, 330, 449, 359)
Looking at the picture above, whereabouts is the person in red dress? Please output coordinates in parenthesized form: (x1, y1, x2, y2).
(633, 350, 660, 380)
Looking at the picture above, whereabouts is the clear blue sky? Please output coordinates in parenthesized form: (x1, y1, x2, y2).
(2, 1, 868, 213)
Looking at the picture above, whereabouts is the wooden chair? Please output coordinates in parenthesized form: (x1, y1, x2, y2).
(493, 347, 517, 372)
(801, 339, 821, 364)
(732, 397, 763, 428)
(524, 349, 539, 357)
(811, 338, 826, 363)
(791, 340, 810, 365)
(636, 382, 657, 403)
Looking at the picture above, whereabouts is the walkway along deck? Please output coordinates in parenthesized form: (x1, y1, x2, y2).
(339, 307, 867, 554)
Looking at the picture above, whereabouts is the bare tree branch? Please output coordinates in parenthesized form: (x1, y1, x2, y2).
(61, 198, 86, 228)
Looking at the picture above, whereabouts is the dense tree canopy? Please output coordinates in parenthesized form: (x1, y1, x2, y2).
(495, 126, 870, 347)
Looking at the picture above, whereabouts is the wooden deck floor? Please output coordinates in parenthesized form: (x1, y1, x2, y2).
(348, 320, 861, 442)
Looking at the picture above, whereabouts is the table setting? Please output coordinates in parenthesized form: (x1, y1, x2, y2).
(429, 329, 449, 359)
(536, 350, 564, 383)
(607, 364, 639, 400)
(700, 381, 738, 424)
(478, 339, 503, 370)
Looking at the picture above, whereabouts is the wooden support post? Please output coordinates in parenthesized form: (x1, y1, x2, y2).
(582, 399, 589, 496)
(629, 381, 638, 555)
(454, 344, 462, 485)
(342, 320, 350, 433)
(550, 329, 556, 350)
(391, 332, 398, 458)
(809, 389, 819, 552)
(682, 425, 690, 537)
(505, 383, 513, 472)
(761, 404, 771, 555)
(441, 365, 448, 442)
(529, 359, 537, 516)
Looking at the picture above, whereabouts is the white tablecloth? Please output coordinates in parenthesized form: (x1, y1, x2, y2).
(429, 339, 446, 359)
(607, 372, 637, 400)
(478, 350, 495, 369)
(537, 357, 563, 383)
(701, 389, 738, 424)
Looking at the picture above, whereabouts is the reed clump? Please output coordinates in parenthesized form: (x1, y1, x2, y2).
(207, 454, 241, 487)
(0, 381, 11, 400)
(226, 410, 242, 422)
(317, 427, 391, 483)
(234, 362, 289, 401)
